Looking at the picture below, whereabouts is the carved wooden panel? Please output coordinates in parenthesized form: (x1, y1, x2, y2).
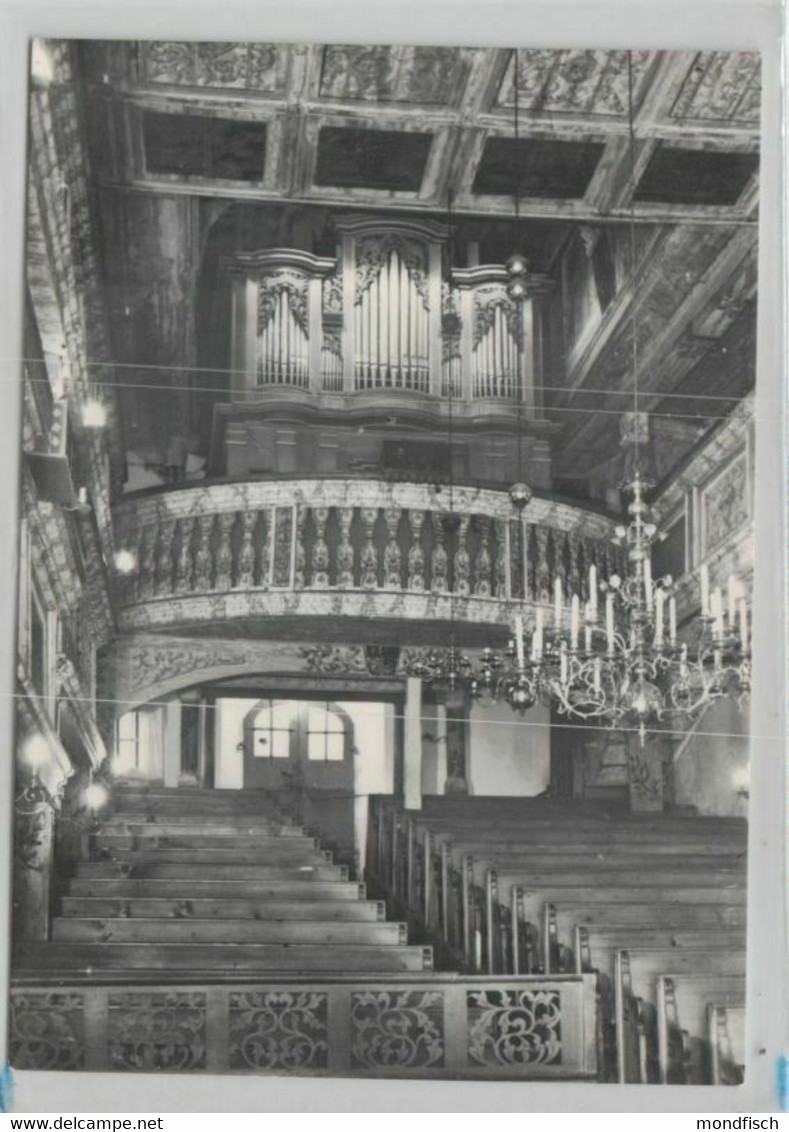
(10, 991, 85, 1071)
(108, 990, 207, 1072)
(228, 990, 329, 1070)
(350, 990, 444, 1071)
(467, 989, 562, 1068)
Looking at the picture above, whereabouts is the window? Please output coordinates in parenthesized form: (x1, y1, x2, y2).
(116, 710, 141, 773)
(251, 700, 292, 759)
(307, 703, 345, 762)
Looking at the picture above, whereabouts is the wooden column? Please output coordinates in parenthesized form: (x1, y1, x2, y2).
(404, 677, 423, 811)
(427, 242, 443, 396)
(308, 276, 323, 392)
(230, 276, 247, 399)
(244, 278, 257, 397)
(444, 688, 469, 795)
(163, 699, 182, 788)
(341, 233, 355, 391)
(520, 298, 536, 415)
(626, 730, 668, 813)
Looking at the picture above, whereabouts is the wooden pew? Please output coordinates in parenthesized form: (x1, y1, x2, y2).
(615, 949, 745, 1083)
(708, 1004, 746, 1085)
(657, 974, 745, 1084)
(575, 925, 746, 975)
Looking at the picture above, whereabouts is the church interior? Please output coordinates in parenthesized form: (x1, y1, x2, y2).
(12, 40, 758, 1084)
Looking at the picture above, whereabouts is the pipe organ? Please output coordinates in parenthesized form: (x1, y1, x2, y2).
(228, 219, 552, 407)
(257, 281, 309, 388)
(353, 236, 430, 393)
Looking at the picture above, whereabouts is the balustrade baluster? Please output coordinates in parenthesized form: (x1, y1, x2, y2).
(175, 516, 196, 593)
(215, 512, 235, 592)
(312, 507, 330, 588)
(236, 511, 256, 588)
(360, 508, 379, 590)
(137, 520, 158, 600)
(473, 515, 492, 596)
(494, 520, 508, 598)
(193, 514, 215, 592)
(509, 519, 524, 601)
(154, 514, 176, 596)
(407, 510, 426, 591)
(430, 512, 449, 593)
(383, 506, 402, 590)
(294, 508, 307, 590)
(337, 508, 354, 588)
(454, 515, 471, 596)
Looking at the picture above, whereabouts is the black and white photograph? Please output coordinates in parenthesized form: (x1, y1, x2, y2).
(8, 35, 766, 1091)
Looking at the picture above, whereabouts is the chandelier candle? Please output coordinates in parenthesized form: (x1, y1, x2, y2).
(655, 588, 665, 647)
(701, 563, 711, 617)
(739, 599, 749, 653)
(589, 565, 598, 619)
(571, 595, 580, 650)
(728, 575, 738, 626)
(554, 577, 563, 625)
(669, 596, 677, 645)
(515, 613, 525, 668)
(606, 593, 615, 653)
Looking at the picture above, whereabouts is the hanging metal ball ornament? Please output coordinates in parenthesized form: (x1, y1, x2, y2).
(506, 276, 529, 302)
(508, 481, 533, 511)
(506, 252, 529, 278)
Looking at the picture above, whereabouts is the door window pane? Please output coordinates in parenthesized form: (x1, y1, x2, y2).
(306, 703, 345, 761)
(251, 700, 292, 758)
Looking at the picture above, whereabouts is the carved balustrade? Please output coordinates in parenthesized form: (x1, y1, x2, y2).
(226, 218, 553, 406)
(9, 973, 596, 1078)
(111, 480, 622, 634)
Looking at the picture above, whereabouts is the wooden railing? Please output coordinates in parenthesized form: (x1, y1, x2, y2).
(111, 479, 622, 633)
(10, 974, 597, 1078)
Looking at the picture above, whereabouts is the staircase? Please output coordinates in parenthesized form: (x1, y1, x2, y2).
(19, 785, 432, 977)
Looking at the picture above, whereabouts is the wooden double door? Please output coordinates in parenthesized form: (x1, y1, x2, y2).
(242, 698, 354, 795)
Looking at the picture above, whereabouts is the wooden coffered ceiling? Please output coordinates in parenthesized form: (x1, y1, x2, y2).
(80, 42, 760, 224)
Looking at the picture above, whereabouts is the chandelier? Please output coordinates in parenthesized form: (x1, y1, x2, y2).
(472, 51, 751, 741)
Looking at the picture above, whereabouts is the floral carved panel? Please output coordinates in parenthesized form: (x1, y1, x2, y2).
(228, 991, 329, 1071)
(467, 989, 562, 1069)
(350, 990, 444, 1071)
(10, 991, 85, 1071)
(108, 991, 207, 1072)
(701, 452, 749, 558)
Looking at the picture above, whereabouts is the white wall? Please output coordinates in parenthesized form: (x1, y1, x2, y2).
(468, 700, 551, 796)
(673, 698, 749, 818)
(213, 697, 258, 788)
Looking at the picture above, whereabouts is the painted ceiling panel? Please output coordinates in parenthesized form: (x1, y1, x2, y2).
(139, 41, 290, 94)
(495, 49, 654, 116)
(670, 51, 761, 124)
(319, 45, 464, 105)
